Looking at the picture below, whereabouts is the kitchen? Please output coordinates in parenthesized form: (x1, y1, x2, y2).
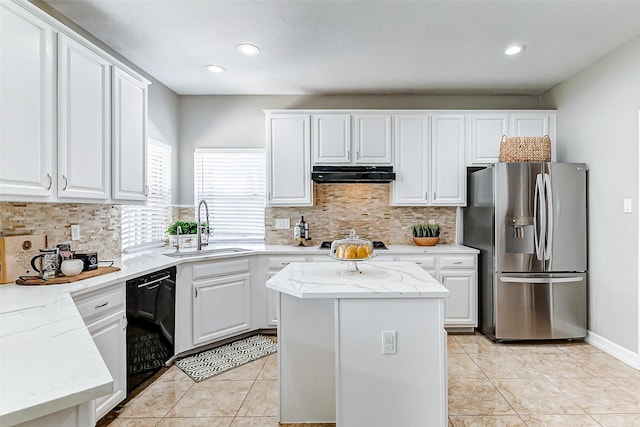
(1, 0, 640, 426)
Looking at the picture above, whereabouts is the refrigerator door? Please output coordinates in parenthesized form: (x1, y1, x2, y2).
(543, 163, 587, 272)
(494, 273, 587, 340)
(495, 162, 546, 272)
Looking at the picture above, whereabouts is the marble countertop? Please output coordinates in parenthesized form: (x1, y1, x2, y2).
(0, 243, 473, 424)
(266, 262, 449, 299)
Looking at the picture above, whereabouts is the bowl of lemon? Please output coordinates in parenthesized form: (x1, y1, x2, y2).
(329, 229, 375, 273)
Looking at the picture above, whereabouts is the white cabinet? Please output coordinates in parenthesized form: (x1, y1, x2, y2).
(191, 259, 252, 345)
(353, 113, 392, 164)
(266, 113, 312, 206)
(14, 402, 95, 427)
(312, 114, 351, 164)
(57, 33, 111, 200)
(263, 255, 307, 327)
(72, 282, 126, 421)
(112, 66, 149, 202)
(311, 112, 392, 165)
(430, 114, 466, 206)
(391, 114, 430, 205)
(467, 111, 557, 165)
(0, 1, 55, 199)
(394, 252, 477, 331)
(468, 113, 508, 165)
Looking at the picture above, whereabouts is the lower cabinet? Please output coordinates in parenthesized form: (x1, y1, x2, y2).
(193, 273, 251, 345)
(263, 255, 307, 328)
(14, 402, 95, 427)
(72, 282, 126, 422)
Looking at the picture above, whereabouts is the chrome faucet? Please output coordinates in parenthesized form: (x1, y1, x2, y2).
(175, 225, 183, 252)
(197, 199, 210, 251)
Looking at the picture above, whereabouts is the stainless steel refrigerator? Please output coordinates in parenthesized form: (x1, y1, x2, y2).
(463, 162, 587, 341)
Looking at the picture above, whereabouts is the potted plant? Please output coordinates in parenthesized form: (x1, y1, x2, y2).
(412, 223, 441, 246)
(167, 221, 207, 247)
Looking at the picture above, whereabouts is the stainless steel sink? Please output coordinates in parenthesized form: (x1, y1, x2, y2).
(164, 247, 252, 258)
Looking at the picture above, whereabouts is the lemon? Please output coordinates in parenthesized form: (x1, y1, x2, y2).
(345, 245, 357, 259)
(356, 245, 368, 259)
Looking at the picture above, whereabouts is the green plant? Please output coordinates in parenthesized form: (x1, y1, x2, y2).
(167, 221, 203, 235)
(412, 223, 441, 238)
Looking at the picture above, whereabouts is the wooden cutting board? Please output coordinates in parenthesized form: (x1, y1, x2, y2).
(15, 266, 121, 286)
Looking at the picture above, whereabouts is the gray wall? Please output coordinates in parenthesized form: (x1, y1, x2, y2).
(147, 78, 180, 204)
(542, 35, 640, 354)
(177, 94, 542, 204)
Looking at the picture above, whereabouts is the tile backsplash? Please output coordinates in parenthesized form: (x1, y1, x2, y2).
(266, 184, 457, 245)
(0, 202, 121, 260)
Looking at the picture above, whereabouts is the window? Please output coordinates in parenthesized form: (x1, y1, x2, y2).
(121, 139, 172, 251)
(194, 148, 265, 242)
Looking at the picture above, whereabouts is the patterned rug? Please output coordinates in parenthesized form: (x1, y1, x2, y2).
(174, 334, 277, 382)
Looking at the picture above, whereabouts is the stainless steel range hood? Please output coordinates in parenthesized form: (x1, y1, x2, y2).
(311, 166, 396, 183)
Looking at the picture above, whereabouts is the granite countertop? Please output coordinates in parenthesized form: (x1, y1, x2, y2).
(0, 243, 475, 425)
(266, 262, 449, 299)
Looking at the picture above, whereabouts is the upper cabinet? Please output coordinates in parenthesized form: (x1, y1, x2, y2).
(266, 113, 313, 206)
(112, 67, 149, 201)
(312, 113, 392, 165)
(0, 1, 55, 199)
(0, 1, 150, 203)
(467, 111, 557, 165)
(430, 114, 466, 206)
(57, 34, 111, 200)
(391, 114, 430, 205)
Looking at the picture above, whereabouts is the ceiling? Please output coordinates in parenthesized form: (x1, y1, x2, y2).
(42, 0, 640, 96)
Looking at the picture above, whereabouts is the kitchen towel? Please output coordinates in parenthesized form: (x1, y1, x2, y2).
(174, 334, 277, 382)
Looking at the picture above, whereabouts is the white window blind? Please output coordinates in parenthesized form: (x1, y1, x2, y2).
(194, 148, 265, 242)
(121, 139, 172, 251)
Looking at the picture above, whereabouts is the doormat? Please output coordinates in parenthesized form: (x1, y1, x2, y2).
(174, 334, 277, 382)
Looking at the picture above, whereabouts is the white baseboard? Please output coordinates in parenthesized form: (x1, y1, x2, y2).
(586, 330, 640, 370)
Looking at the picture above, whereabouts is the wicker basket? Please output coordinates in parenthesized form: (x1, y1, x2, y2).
(499, 135, 551, 162)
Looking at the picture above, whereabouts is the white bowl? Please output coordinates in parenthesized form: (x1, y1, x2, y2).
(61, 259, 84, 276)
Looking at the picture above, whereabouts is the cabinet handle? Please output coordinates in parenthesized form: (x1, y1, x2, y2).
(144, 185, 149, 196)
(347, 149, 350, 160)
(433, 191, 436, 200)
(195, 288, 198, 298)
(356, 150, 360, 160)
(94, 301, 108, 309)
(281, 262, 290, 266)
(123, 315, 127, 331)
(453, 261, 463, 265)
(415, 261, 423, 265)
(46, 173, 52, 190)
(62, 175, 68, 191)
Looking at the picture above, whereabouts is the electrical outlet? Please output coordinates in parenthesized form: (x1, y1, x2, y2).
(70, 224, 80, 241)
(382, 330, 397, 355)
(275, 218, 290, 229)
(624, 199, 632, 213)
(428, 219, 436, 225)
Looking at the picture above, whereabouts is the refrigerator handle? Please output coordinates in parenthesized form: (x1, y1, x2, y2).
(544, 173, 553, 261)
(500, 276, 583, 284)
(534, 173, 546, 261)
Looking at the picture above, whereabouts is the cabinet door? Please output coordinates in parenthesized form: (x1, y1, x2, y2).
(510, 112, 556, 161)
(312, 114, 351, 164)
(431, 114, 465, 206)
(440, 271, 476, 327)
(58, 34, 111, 200)
(266, 114, 312, 206)
(391, 114, 429, 205)
(0, 2, 55, 198)
(193, 273, 251, 345)
(353, 114, 392, 164)
(468, 113, 508, 165)
(266, 271, 279, 327)
(87, 310, 127, 420)
(112, 66, 148, 201)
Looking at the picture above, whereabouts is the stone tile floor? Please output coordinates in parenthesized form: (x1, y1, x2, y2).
(104, 333, 640, 426)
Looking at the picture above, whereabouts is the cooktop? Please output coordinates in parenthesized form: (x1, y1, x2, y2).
(319, 240, 388, 249)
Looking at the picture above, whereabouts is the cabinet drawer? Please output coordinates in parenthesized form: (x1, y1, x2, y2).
(267, 256, 307, 270)
(439, 256, 476, 269)
(74, 284, 124, 322)
(192, 259, 251, 281)
(398, 256, 437, 269)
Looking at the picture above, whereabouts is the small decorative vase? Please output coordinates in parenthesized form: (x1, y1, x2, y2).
(413, 237, 440, 246)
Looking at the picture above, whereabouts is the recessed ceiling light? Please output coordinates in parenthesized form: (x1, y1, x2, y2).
(206, 64, 226, 73)
(505, 45, 526, 56)
(237, 43, 260, 56)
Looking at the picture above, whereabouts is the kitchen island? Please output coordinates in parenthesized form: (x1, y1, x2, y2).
(267, 261, 449, 427)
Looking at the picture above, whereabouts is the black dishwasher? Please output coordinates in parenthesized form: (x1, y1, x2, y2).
(126, 266, 176, 393)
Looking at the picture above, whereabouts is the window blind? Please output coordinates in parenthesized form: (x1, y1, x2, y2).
(121, 139, 172, 251)
(194, 148, 265, 242)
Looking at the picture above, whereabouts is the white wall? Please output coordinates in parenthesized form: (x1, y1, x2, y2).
(542, 35, 640, 354)
(177, 94, 542, 204)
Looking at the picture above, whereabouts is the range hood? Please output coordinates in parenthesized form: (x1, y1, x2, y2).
(311, 166, 396, 183)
